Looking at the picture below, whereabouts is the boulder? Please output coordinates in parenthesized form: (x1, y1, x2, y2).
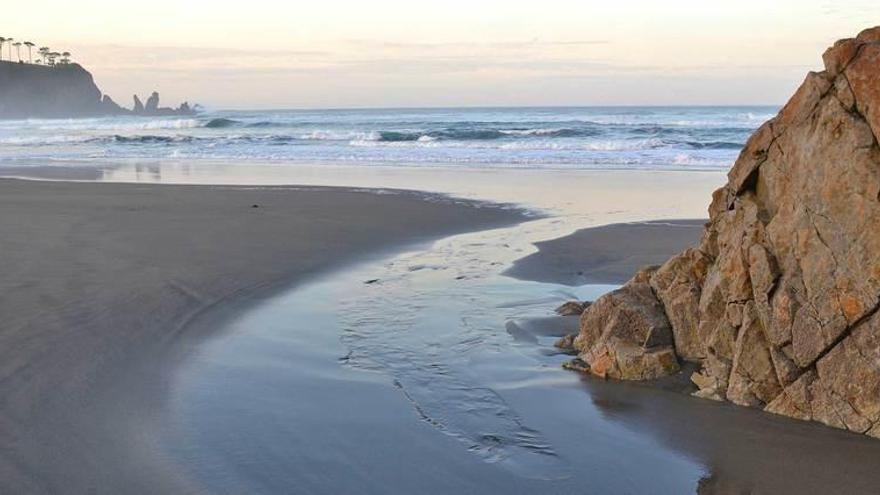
(570, 268, 680, 380)
(566, 27, 880, 438)
(554, 334, 577, 351)
(555, 300, 590, 316)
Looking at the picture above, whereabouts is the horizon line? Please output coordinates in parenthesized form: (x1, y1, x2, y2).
(204, 103, 783, 113)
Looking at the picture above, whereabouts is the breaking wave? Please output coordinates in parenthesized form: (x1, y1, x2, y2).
(204, 118, 241, 128)
(0, 106, 775, 170)
(111, 135, 197, 144)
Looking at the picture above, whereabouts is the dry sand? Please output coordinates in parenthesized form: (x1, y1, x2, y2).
(505, 219, 706, 285)
(0, 179, 523, 494)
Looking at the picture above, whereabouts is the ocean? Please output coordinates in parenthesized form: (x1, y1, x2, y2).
(0, 106, 775, 170)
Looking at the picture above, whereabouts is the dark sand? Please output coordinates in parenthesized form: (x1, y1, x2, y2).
(0, 179, 523, 494)
(161, 216, 880, 495)
(505, 219, 706, 285)
(577, 375, 880, 494)
(7, 180, 880, 495)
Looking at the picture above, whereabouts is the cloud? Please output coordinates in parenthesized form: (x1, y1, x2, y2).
(73, 38, 620, 80)
(820, 0, 880, 19)
(355, 39, 611, 50)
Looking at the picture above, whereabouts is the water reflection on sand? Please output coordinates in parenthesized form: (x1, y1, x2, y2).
(165, 210, 880, 494)
(11, 162, 880, 493)
(163, 220, 704, 493)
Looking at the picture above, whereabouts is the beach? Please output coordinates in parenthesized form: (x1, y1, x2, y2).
(2, 168, 880, 494)
(0, 178, 523, 493)
(2, 5, 879, 492)
(2, 90, 879, 494)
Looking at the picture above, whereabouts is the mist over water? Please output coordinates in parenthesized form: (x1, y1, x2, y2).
(0, 106, 774, 169)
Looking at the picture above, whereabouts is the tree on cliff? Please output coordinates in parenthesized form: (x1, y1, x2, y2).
(38, 47, 49, 65)
(0, 38, 45, 64)
(0, 38, 7, 61)
(60, 52, 71, 64)
(23, 42, 34, 63)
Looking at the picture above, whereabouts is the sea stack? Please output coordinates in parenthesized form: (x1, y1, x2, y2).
(567, 26, 880, 437)
(145, 91, 160, 113)
(131, 91, 195, 116)
(133, 94, 145, 113)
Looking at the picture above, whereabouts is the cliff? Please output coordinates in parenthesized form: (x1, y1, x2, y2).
(566, 26, 880, 438)
(0, 61, 123, 118)
(0, 61, 195, 119)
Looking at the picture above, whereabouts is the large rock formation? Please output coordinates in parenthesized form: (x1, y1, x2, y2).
(0, 61, 124, 118)
(131, 91, 195, 116)
(0, 59, 196, 118)
(569, 27, 880, 437)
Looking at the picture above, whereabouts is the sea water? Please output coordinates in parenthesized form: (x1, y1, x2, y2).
(0, 106, 772, 170)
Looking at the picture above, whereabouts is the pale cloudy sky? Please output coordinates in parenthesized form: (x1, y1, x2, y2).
(4, 0, 879, 108)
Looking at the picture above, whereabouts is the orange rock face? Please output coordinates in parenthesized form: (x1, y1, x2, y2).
(570, 27, 880, 438)
(572, 268, 680, 380)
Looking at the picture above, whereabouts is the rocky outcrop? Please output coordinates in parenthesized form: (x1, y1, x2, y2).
(555, 300, 591, 316)
(133, 94, 145, 114)
(132, 91, 194, 116)
(0, 58, 196, 119)
(568, 27, 880, 438)
(0, 61, 126, 118)
(572, 268, 680, 379)
(145, 91, 159, 113)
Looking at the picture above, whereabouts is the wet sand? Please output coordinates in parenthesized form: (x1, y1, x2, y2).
(572, 374, 880, 494)
(505, 219, 706, 285)
(6, 168, 880, 495)
(160, 214, 880, 495)
(0, 178, 524, 494)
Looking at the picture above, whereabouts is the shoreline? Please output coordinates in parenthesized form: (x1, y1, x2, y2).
(0, 178, 528, 494)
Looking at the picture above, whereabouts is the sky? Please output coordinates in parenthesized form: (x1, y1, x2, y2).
(4, 0, 879, 109)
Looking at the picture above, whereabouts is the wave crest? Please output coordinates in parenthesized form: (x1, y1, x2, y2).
(205, 118, 241, 128)
(112, 135, 196, 144)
